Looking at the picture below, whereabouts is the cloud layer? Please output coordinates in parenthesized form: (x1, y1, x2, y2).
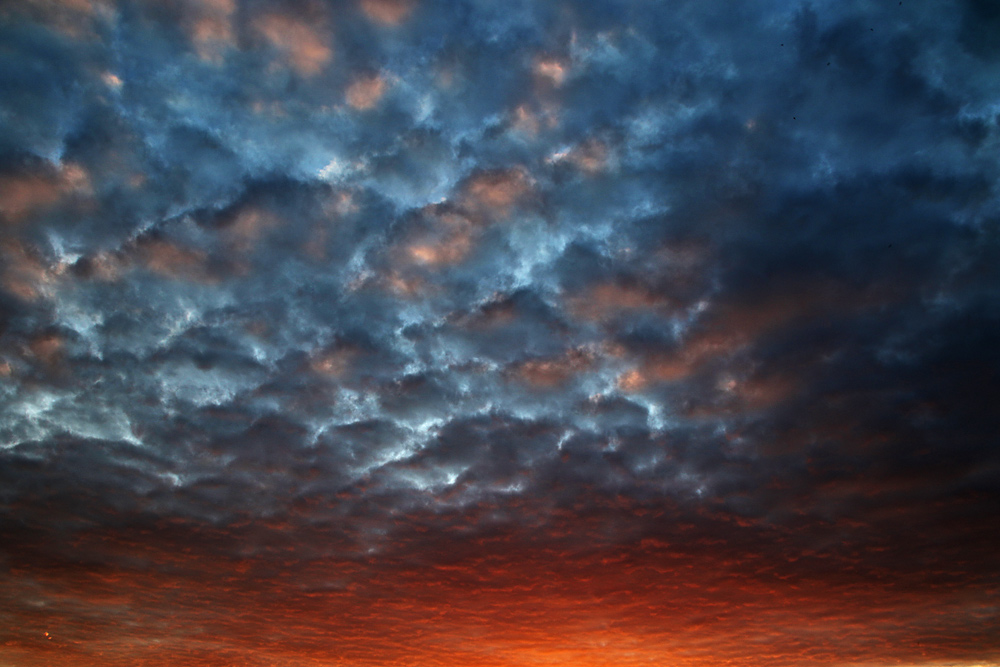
(1, 1, 999, 665)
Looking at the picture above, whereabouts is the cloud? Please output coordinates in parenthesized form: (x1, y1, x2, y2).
(0, 0, 998, 666)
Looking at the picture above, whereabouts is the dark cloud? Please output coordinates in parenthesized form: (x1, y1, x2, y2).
(1, 0, 998, 665)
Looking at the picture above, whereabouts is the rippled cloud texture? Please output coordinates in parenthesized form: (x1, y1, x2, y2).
(2, 1, 999, 665)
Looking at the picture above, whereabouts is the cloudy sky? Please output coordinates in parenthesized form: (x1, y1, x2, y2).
(1, 0, 999, 665)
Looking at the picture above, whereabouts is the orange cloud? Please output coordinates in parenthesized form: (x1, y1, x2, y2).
(509, 348, 594, 389)
(407, 232, 472, 266)
(407, 213, 475, 266)
(0, 240, 72, 302)
(550, 138, 612, 175)
(51, 0, 96, 11)
(726, 372, 798, 411)
(309, 345, 357, 378)
(384, 208, 479, 280)
(509, 102, 561, 139)
(534, 58, 569, 87)
(136, 238, 213, 282)
(346, 74, 388, 111)
(359, 0, 415, 26)
(185, 0, 236, 62)
(567, 281, 674, 323)
(255, 12, 332, 76)
(380, 271, 427, 298)
(460, 167, 534, 222)
(616, 278, 907, 393)
(2, 0, 109, 39)
(220, 207, 281, 255)
(0, 163, 91, 225)
(511, 104, 541, 137)
(28, 331, 64, 367)
(616, 355, 696, 392)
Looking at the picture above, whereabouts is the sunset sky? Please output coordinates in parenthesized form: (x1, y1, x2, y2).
(1, 1, 999, 666)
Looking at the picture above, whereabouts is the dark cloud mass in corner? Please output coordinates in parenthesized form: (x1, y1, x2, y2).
(1, 0, 999, 665)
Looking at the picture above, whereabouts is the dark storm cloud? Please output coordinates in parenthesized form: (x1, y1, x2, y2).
(1, 0, 999, 665)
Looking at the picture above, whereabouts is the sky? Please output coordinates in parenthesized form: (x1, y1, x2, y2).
(1, 0, 999, 665)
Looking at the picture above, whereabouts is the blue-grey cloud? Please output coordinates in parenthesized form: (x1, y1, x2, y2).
(1, 1, 999, 666)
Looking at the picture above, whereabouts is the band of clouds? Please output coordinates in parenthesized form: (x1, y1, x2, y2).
(1, 0, 999, 665)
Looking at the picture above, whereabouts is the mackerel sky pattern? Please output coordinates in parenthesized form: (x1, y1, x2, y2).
(1, 1, 999, 666)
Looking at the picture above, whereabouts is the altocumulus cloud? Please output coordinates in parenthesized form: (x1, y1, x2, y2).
(1, 1, 999, 666)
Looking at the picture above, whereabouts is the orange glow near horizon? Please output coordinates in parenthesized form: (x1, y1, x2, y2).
(3, 504, 997, 667)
